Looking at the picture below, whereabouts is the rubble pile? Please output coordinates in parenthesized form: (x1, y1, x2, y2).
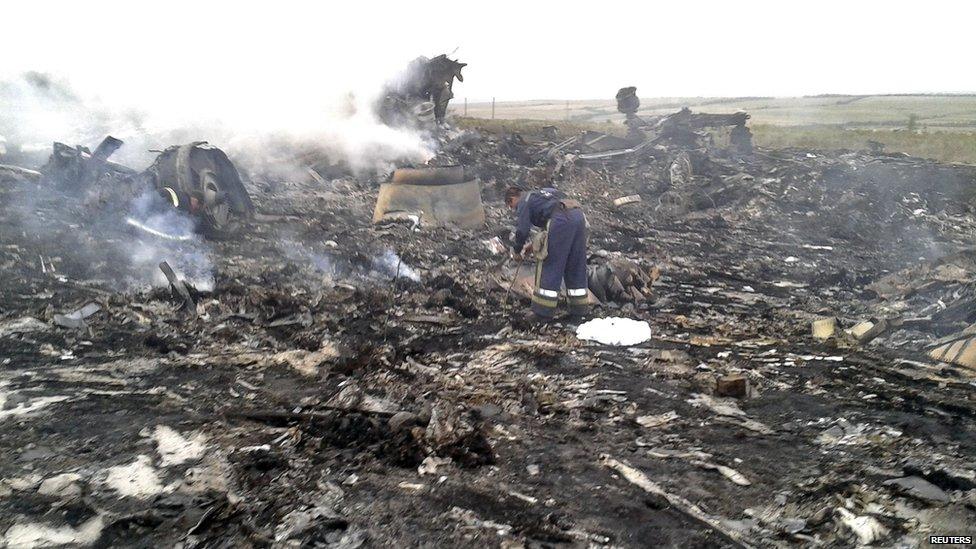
(2, 94, 976, 547)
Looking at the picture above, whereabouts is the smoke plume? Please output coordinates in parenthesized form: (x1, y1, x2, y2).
(0, 56, 443, 292)
(0, 67, 434, 176)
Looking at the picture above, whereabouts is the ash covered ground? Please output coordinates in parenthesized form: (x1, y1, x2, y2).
(1, 114, 976, 548)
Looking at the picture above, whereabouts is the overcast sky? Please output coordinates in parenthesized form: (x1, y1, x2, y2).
(1, 0, 972, 109)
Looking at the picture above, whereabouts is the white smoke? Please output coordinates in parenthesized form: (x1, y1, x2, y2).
(279, 238, 420, 284)
(0, 65, 435, 176)
(0, 53, 441, 292)
(371, 249, 421, 282)
(125, 191, 215, 291)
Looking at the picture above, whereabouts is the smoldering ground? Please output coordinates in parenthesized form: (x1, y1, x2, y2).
(4, 171, 215, 291)
(276, 233, 422, 286)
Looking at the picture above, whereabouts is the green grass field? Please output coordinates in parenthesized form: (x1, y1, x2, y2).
(751, 125, 976, 165)
(452, 95, 976, 164)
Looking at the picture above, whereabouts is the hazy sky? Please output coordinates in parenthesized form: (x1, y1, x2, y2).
(1, 0, 972, 109)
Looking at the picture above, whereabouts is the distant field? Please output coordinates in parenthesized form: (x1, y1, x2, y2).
(751, 125, 976, 165)
(452, 95, 976, 164)
(453, 95, 976, 129)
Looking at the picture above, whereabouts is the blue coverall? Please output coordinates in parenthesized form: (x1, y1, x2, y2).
(512, 188, 589, 317)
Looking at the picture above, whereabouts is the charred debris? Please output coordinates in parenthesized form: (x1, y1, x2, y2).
(379, 54, 467, 127)
(1, 76, 976, 548)
(40, 137, 255, 237)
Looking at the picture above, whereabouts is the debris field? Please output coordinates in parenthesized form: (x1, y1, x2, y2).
(1, 92, 976, 548)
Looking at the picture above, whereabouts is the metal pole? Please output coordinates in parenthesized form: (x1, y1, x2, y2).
(492, 97, 496, 120)
(504, 262, 521, 305)
(464, 97, 467, 116)
(391, 255, 402, 302)
(383, 254, 403, 343)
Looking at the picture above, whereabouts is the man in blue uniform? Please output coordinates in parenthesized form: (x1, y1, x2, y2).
(504, 186, 589, 320)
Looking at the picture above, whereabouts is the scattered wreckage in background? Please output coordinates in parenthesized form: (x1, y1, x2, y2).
(811, 249, 976, 370)
(545, 86, 752, 165)
(614, 86, 753, 153)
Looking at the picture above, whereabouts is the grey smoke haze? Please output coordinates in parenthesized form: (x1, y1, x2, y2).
(125, 191, 215, 290)
(5, 171, 215, 292)
(0, 68, 434, 177)
(0, 52, 440, 294)
(0, 72, 218, 292)
(278, 237, 421, 284)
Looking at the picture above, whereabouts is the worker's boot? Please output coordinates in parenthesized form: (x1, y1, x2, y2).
(567, 303, 590, 321)
(566, 312, 590, 323)
(529, 310, 555, 324)
(512, 311, 555, 330)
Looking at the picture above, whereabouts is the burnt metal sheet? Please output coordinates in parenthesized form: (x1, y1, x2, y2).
(579, 131, 633, 153)
(391, 166, 465, 185)
(929, 330, 976, 370)
(373, 179, 485, 228)
(576, 139, 655, 162)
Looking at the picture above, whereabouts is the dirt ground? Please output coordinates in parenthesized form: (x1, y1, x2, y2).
(1, 124, 976, 548)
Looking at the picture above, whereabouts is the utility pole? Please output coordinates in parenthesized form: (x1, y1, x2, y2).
(491, 97, 496, 120)
(565, 100, 569, 121)
(464, 97, 467, 116)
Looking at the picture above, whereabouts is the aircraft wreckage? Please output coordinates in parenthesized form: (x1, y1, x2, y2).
(40, 136, 254, 236)
(1, 82, 975, 547)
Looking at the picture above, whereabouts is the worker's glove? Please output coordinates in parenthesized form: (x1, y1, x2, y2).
(509, 249, 523, 262)
(521, 242, 534, 256)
